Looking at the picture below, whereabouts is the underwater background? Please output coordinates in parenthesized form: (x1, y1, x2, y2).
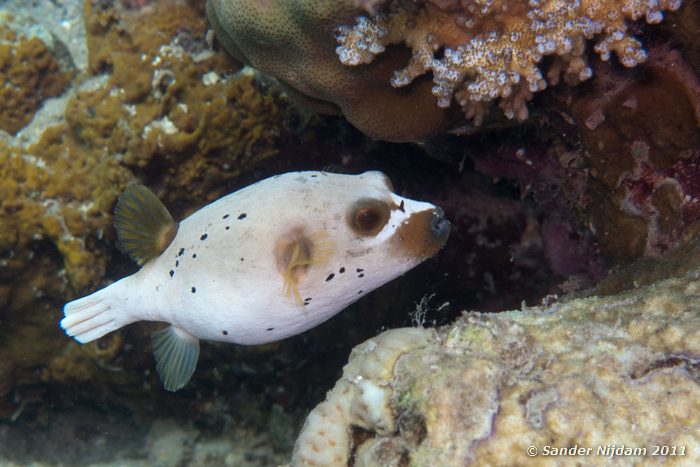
(0, 0, 699, 465)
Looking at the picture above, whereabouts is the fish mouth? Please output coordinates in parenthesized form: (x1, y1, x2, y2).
(429, 207, 450, 243)
(391, 206, 450, 260)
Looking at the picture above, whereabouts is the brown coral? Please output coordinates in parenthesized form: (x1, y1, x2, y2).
(82, 0, 290, 205)
(206, 0, 460, 142)
(207, 0, 683, 141)
(0, 21, 72, 134)
(0, 0, 296, 408)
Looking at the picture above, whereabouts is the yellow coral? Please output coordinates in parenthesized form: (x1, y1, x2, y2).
(336, 0, 683, 124)
(0, 0, 295, 397)
(0, 134, 127, 291)
(0, 21, 72, 134)
(81, 0, 289, 203)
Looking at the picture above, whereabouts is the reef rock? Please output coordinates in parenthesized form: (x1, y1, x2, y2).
(292, 251, 700, 465)
(558, 45, 700, 263)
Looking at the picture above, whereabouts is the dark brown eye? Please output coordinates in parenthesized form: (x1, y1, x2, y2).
(348, 199, 390, 236)
(355, 208, 381, 230)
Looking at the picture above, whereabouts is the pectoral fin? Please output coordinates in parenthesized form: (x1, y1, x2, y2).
(151, 325, 200, 391)
(278, 230, 334, 305)
(114, 184, 178, 265)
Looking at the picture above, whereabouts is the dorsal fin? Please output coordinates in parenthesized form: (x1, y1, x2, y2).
(114, 184, 178, 265)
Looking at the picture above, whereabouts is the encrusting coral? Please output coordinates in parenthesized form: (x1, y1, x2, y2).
(0, 18, 73, 134)
(207, 0, 683, 141)
(291, 241, 700, 466)
(0, 0, 297, 413)
(1, 0, 291, 298)
(81, 0, 289, 204)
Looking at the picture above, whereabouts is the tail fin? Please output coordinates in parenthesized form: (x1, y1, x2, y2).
(60, 285, 128, 343)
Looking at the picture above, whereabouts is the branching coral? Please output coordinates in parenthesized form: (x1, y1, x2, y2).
(207, 0, 686, 140)
(336, 0, 683, 124)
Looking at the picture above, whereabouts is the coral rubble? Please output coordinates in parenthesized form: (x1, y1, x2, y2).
(292, 255, 700, 466)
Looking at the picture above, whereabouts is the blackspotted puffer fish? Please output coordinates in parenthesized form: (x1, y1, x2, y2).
(60, 171, 449, 391)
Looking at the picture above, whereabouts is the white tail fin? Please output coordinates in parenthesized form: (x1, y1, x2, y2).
(61, 283, 130, 343)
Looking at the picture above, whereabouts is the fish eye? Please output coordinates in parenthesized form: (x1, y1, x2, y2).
(348, 199, 390, 236)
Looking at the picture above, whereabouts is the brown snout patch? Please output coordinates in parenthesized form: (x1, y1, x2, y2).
(390, 209, 448, 260)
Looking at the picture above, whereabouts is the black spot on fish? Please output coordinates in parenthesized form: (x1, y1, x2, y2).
(398, 200, 405, 212)
(178, 248, 185, 256)
(223, 214, 229, 219)
(237, 213, 247, 220)
(240, 257, 244, 262)
(192, 253, 197, 259)
(222, 330, 228, 335)
(356, 268, 364, 272)
(225, 226, 230, 230)
(200, 233, 208, 241)
(310, 174, 318, 178)
(169, 270, 174, 277)
(358, 273, 365, 278)
(339, 267, 345, 273)
(357, 290, 364, 295)
(304, 297, 312, 304)
(175, 260, 179, 267)
(266, 327, 274, 331)
(325, 273, 335, 282)
(191, 287, 196, 293)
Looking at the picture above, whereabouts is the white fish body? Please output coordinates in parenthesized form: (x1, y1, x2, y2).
(61, 171, 449, 390)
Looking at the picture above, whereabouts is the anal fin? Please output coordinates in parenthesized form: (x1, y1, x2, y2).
(151, 325, 200, 391)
